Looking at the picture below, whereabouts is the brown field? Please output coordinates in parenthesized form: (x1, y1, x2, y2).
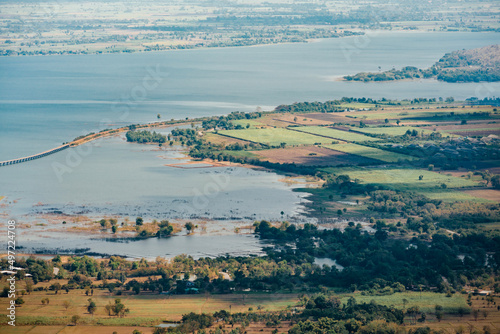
(1, 325, 155, 334)
(270, 114, 334, 126)
(448, 129, 500, 136)
(204, 133, 253, 146)
(461, 189, 500, 201)
(1, 321, 293, 334)
(406, 296, 500, 333)
(302, 113, 379, 125)
(252, 146, 377, 166)
(434, 122, 500, 131)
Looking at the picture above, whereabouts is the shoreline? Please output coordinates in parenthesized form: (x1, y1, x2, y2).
(2, 29, 493, 58)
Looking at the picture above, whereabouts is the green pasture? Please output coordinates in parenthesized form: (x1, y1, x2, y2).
(294, 126, 381, 142)
(320, 168, 481, 201)
(342, 291, 469, 314)
(219, 128, 332, 146)
(324, 143, 417, 162)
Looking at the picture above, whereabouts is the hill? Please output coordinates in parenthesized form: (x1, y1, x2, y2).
(344, 44, 500, 83)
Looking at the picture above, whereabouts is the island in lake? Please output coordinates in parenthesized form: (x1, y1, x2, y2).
(344, 44, 500, 83)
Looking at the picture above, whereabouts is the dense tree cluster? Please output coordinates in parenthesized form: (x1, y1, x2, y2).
(126, 130, 166, 144)
(201, 111, 262, 130)
(344, 46, 500, 83)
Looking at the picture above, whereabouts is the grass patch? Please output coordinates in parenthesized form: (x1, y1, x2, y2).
(320, 168, 481, 201)
(346, 107, 497, 120)
(231, 119, 266, 129)
(477, 221, 500, 231)
(321, 168, 479, 190)
(339, 102, 377, 109)
(342, 292, 469, 314)
(220, 150, 258, 159)
(0, 288, 298, 323)
(324, 143, 417, 162)
(418, 190, 489, 202)
(294, 126, 381, 142)
(356, 126, 457, 138)
(219, 128, 332, 146)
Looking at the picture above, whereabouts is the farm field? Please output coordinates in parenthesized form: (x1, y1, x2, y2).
(0, 285, 299, 325)
(1, 325, 156, 334)
(321, 168, 479, 189)
(355, 126, 455, 137)
(293, 126, 381, 142)
(230, 119, 267, 129)
(204, 133, 252, 146)
(252, 146, 377, 166)
(218, 128, 333, 146)
(461, 189, 500, 202)
(324, 143, 417, 162)
(319, 167, 483, 201)
(344, 106, 499, 121)
(342, 291, 468, 313)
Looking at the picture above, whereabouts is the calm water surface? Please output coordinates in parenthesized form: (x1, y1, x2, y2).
(1, 31, 499, 257)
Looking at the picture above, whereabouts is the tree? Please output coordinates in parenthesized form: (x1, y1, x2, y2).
(112, 299, 129, 318)
(63, 300, 71, 310)
(407, 306, 420, 324)
(472, 308, 479, 321)
(457, 307, 467, 318)
(71, 315, 81, 325)
(136, 217, 143, 226)
(402, 298, 408, 312)
(105, 302, 113, 316)
(15, 297, 24, 306)
(50, 282, 61, 294)
(418, 175, 424, 181)
(112, 225, 118, 234)
(491, 175, 500, 189)
(25, 278, 34, 294)
(185, 222, 195, 233)
(87, 298, 97, 315)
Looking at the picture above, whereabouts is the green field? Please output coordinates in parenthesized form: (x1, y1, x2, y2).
(220, 150, 258, 159)
(219, 128, 333, 146)
(342, 292, 469, 314)
(325, 143, 417, 162)
(0, 286, 299, 325)
(440, 127, 499, 133)
(345, 108, 496, 120)
(321, 168, 478, 189)
(339, 102, 377, 109)
(356, 126, 453, 137)
(231, 119, 266, 129)
(320, 168, 481, 201)
(294, 126, 381, 142)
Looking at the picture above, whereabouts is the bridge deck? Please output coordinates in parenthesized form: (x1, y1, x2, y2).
(0, 144, 69, 167)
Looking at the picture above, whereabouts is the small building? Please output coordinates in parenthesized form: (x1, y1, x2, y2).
(185, 288, 199, 294)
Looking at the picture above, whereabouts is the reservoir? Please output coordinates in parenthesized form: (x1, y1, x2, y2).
(1, 31, 499, 257)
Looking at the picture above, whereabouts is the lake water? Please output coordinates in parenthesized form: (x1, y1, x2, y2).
(1, 31, 499, 257)
(1, 31, 499, 160)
